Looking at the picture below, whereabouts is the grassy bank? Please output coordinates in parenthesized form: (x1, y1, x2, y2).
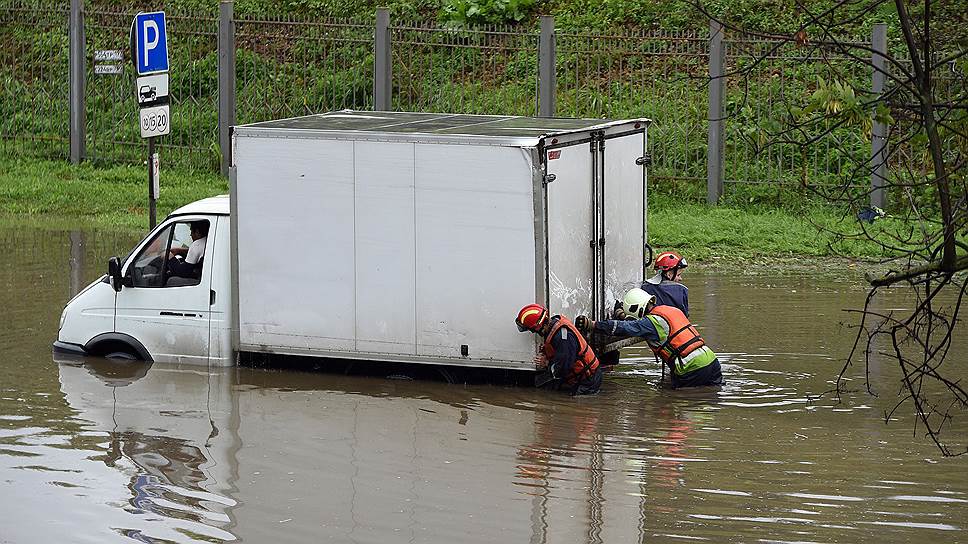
(648, 197, 890, 263)
(1, 156, 899, 262)
(0, 157, 227, 231)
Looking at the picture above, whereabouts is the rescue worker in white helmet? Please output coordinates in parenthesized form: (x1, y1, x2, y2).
(515, 303, 603, 395)
(642, 251, 689, 316)
(575, 288, 722, 389)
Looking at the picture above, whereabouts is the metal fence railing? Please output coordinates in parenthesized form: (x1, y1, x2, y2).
(0, 3, 906, 204)
(391, 22, 539, 116)
(0, 0, 69, 161)
(235, 15, 373, 125)
(889, 54, 967, 181)
(723, 34, 873, 187)
(558, 29, 710, 183)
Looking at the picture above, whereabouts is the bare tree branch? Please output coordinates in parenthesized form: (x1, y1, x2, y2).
(692, 0, 967, 454)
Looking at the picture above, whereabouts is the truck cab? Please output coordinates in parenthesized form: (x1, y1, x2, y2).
(54, 195, 234, 366)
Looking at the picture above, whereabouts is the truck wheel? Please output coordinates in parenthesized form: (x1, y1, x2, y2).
(105, 350, 138, 361)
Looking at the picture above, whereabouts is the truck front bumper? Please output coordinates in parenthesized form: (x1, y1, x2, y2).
(52, 340, 88, 357)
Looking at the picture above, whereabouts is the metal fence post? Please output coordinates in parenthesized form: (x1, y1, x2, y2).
(706, 20, 725, 205)
(218, 0, 236, 177)
(373, 8, 391, 111)
(538, 15, 556, 117)
(870, 23, 888, 210)
(69, 0, 85, 163)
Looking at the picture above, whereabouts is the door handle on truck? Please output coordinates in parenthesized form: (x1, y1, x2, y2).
(210, 290, 216, 305)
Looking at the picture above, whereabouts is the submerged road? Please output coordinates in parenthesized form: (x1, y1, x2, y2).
(0, 225, 966, 543)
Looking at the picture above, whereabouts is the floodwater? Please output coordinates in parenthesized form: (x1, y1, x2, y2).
(1, 224, 967, 544)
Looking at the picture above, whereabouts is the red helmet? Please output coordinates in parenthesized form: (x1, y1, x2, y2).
(654, 251, 687, 272)
(516, 303, 549, 332)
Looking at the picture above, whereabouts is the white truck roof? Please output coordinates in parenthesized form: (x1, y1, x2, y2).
(169, 194, 230, 217)
(234, 110, 650, 147)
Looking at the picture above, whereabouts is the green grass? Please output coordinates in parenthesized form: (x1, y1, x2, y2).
(1, 156, 899, 262)
(0, 156, 227, 230)
(648, 198, 891, 262)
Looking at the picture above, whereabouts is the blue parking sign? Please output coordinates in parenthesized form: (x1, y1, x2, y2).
(133, 12, 168, 75)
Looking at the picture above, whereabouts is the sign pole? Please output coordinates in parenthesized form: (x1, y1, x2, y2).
(148, 135, 157, 228)
(132, 10, 169, 231)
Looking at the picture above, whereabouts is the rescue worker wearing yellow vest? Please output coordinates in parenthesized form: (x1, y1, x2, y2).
(515, 304, 603, 395)
(575, 288, 723, 389)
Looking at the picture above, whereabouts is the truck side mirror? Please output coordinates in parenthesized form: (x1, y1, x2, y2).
(108, 256, 123, 292)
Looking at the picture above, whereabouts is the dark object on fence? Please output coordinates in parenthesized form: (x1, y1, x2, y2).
(857, 206, 886, 223)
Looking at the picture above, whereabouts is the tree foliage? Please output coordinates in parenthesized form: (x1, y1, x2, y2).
(697, 0, 967, 455)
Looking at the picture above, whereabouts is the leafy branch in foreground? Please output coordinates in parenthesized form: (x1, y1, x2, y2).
(694, 0, 967, 454)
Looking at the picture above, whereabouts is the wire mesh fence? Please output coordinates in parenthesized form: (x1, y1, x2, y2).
(557, 29, 709, 183)
(391, 22, 539, 116)
(0, 6, 897, 197)
(235, 14, 374, 125)
(0, 1, 70, 161)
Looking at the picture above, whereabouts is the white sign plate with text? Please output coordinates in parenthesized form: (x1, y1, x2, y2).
(94, 65, 122, 75)
(94, 50, 124, 62)
(151, 152, 160, 197)
(139, 104, 170, 138)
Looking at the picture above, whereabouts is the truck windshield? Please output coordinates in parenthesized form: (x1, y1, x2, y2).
(129, 225, 174, 288)
(127, 219, 209, 288)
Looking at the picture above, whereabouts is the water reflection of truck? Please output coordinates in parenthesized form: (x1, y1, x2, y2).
(55, 360, 539, 541)
(54, 111, 648, 370)
(55, 359, 649, 542)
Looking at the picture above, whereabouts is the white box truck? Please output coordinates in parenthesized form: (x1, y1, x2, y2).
(55, 111, 649, 372)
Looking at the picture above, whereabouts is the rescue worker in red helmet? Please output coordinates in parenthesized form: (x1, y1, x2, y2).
(575, 288, 722, 389)
(515, 303, 603, 395)
(642, 250, 689, 316)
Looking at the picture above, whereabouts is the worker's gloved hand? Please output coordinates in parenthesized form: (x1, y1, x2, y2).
(612, 299, 627, 320)
(533, 352, 548, 369)
(575, 315, 594, 334)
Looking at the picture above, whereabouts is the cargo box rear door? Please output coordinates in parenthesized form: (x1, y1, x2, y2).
(544, 138, 595, 318)
(602, 127, 646, 301)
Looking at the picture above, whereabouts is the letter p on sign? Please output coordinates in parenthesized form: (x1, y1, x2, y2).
(142, 20, 158, 68)
(133, 12, 169, 76)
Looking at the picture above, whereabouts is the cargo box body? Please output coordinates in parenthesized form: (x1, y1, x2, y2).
(231, 111, 648, 370)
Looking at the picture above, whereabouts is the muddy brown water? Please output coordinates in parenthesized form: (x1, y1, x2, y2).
(1, 225, 966, 543)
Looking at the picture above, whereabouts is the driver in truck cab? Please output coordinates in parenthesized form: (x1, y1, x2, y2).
(167, 220, 208, 280)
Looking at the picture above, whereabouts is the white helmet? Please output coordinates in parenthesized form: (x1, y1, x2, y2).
(622, 288, 654, 319)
